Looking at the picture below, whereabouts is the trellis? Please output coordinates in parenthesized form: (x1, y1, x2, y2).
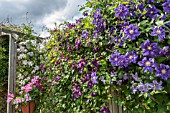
(0, 27, 20, 113)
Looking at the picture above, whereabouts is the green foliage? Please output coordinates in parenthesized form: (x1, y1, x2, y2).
(0, 36, 9, 87)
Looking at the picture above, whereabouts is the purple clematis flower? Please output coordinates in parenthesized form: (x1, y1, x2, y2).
(119, 22, 129, 30)
(93, 17, 102, 25)
(132, 72, 141, 82)
(137, 82, 150, 93)
(117, 55, 129, 68)
(110, 26, 115, 34)
(88, 81, 94, 88)
(124, 24, 140, 40)
(114, 36, 125, 46)
(150, 80, 164, 91)
(82, 30, 88, 39)
(162, 0, 170, 14)
(91, 72, 98, 84)
(114, 4, 130, 19)
(160, 46, 170, 56)
(125, 50, 138, 63)
(109, 52, 121, 66)
(141, 39, 160, 57)
(146, 6, 159, 19)
(155, 64, 170, 80)
(147, 0, 155, 3)
(93, 8, 102, 18)
(138, 57, 156, 73)
(130, 86, 138, 94)
(151, 27, 166, 41)
(100, 106, 110, 113)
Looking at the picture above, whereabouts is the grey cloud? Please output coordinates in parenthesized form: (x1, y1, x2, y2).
(0, 0, 68, 23)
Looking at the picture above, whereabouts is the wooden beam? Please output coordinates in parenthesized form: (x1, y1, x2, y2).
(7, 34, 16, 113)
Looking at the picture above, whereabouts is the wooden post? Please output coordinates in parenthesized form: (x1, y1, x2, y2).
(7, 34, 16, 113)
(109, 88, 119, 113)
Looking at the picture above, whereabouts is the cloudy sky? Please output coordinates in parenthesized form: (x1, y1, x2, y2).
(0, 0, 86, 37)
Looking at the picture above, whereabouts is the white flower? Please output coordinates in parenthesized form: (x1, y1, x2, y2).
(31, 40, 36, 46)
(19, 80, 25, 85)
(27, 77, 30, 81)
(17, 48, 21, 52)
(19, 46, 25, 52)
(18, 74, 24, 80)
(27, 61, 33, 66)
(23, 60, 27, 65)
(24, 49, 28, 52)
(27, 52, 34, 56)
(18, 54, 26, 60)
(34, 66, 39, 70)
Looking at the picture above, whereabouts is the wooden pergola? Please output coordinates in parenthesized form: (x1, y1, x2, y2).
(0, 26, 20, 113)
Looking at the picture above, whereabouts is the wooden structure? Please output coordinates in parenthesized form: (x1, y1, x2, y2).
(0, 27, 19, 113)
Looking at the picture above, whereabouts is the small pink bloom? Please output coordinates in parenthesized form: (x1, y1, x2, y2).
(21, 86, 25, 90)
(7, 93, 14, 103)
(25, 83, 33, 92)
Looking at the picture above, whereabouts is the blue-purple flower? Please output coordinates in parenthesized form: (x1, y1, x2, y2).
(151, 27, 166, 41)
(93, 17, 102, 25)
(146, 6, 159, 19)
(117, 55, 129, 68)
(109, 52, 121, 66)
(160, 46, 170, 56)
(125, 51, 138, 63)
(150, 80, 164, 91)
(72, 86, 82, 99)
(155, 64, 170, 80)
(130, 86, 138, 94)
(114, 4, 130, 19)
(88, 81, 94, 88)
(132, 72, 141, 82)
(114, 36, 124, 46)
(91, 72, 98, 84)
(82, 30, 88, 39)
(138, 57, 156, 73)
(137, 82, 150, 93)
(93, 8, 102, 18)
(119, 22, 129, 30)
(162, 0, 170, 14)
(140, 39, 160, 57)
(100, 106, 110, 113)
(124, 24, 140, 40)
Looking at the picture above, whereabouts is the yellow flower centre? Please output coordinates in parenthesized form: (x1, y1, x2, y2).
(118, 39, 121, 43)
(129, 30, 134, 34)
(161, 69, 166, 74)
(145, 61, 151, 66)
(114, 57, 118, 61)
(129, 55, 133, 59)
(148, 46, 152, 50)
(156, 30, 161, 34)
(166, 50, 169, 53)
(83, 33, 86, 36)
(150, 11, 153, 14)
(120, 9, 122, 12)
